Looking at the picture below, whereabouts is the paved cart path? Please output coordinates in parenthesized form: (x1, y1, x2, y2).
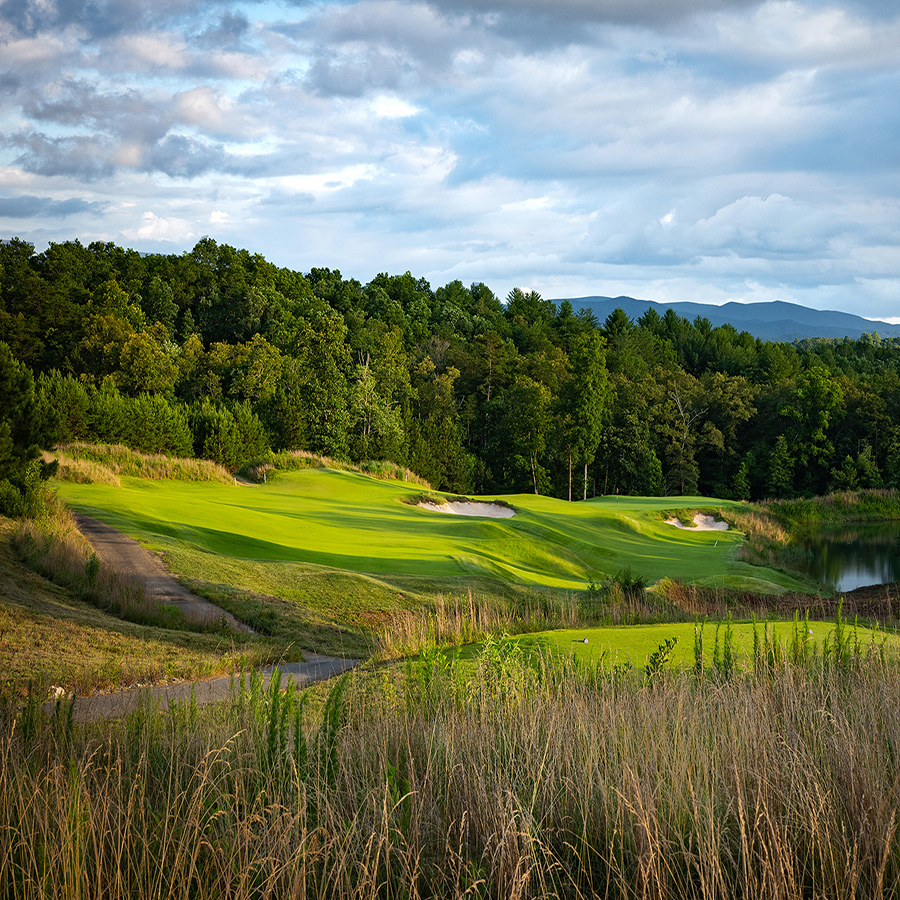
(58, 514, 360, 723)
(50, 656, 360, 724)
(75, 513, 253, 633)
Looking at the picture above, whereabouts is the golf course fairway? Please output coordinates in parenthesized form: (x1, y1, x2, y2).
(56, 467, 809, 592)
(509, 620, 900, 670)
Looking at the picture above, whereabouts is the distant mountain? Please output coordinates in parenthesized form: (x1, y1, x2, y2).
(557, 297, 900, 343)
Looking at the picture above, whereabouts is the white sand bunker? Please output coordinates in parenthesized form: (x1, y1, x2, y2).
(666, 513, 729, 531)
(419, 500, 516, 518)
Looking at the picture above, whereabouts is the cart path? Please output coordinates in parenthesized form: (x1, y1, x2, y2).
(53, 514, 362, 723)
(48, 656, 361, 724)
(74, 513, 253, 634)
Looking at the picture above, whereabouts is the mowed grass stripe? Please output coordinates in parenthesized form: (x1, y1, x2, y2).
(56, 468, 808, 591)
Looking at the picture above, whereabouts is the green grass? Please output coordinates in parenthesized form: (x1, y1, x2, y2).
(0, 518, 281, 697)
(55, 467, 809, 593)
(508, 618, 900, 671)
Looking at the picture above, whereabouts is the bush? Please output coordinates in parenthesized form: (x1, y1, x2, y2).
(0, 479, 25, 518)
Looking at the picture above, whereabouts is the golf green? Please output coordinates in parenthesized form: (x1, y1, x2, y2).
(512, 620, 900, 670)
(56, 467, 808, 592)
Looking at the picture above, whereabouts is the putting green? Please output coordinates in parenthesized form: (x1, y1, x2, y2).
(56, 468, 807, 592)
(512, 620, 900, 670)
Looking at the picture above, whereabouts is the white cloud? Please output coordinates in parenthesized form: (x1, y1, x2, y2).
(712, 0, 900, 67)
(1, 0, 899, 320)
(501, 196, 552, 212)
(112, 33, 190, 71)
(276, 164, 379, 194)
(371, 95, 419, 118)
(122, 210, 195, 242)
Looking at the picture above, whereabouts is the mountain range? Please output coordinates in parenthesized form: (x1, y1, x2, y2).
(558, 297, 900, 343)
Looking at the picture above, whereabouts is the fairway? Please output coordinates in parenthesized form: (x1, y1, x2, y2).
(56, 467, 808, 592)
(512, 620, 900, 670)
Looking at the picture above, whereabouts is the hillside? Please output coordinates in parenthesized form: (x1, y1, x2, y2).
(563, 296, 900, 342)
(54, 466, 807, 594)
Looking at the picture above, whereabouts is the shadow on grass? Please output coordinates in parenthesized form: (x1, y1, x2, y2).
(183, 580, 375, 659)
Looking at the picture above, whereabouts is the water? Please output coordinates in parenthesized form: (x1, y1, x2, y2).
(799, 523, 900, 592)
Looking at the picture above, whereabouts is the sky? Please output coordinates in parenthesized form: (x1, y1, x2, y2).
(1, 0, 899, 321)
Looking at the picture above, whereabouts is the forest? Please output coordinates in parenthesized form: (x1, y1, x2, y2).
(2, 235, 899, 507)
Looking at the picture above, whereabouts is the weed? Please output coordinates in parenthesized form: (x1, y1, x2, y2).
(645, 636, 678, 679)
(6, 639, 900, 899)
(693, 616, 706, 677)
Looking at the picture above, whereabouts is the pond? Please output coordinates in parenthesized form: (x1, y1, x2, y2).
(799, 522, 900, 592)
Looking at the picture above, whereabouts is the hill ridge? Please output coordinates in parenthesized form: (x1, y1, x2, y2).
(557, 296, 900, 342)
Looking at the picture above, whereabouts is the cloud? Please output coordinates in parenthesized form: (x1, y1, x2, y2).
(192, 10, 251, 49)
(122, 210, 194, 242)
(0, 193, 107, 216)
(0, 0, 898, 321)
(0, 0, 239, 39)
(145, 133, 227, 178)
(420, 0, 763, 42)
(8, 132, 116, 180)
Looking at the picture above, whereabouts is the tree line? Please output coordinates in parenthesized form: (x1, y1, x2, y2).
(2, 235, 899, 508)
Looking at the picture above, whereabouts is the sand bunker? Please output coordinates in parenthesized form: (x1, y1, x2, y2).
(419, 500, 516, 518)
(666, 513, 729, 531)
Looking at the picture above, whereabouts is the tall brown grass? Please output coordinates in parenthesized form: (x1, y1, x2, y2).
(46, 451, 122, 486)
(53, 443, 232, 483)
(375, 591, 585, 657)
(267, 449, 432, 488)
(12, 497, 189, 630)
(3, 647, 900, 899)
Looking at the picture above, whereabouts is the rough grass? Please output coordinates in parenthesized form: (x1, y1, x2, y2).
(4, 643, 900, 899)
(246, 449, 432, 488)
(0, 518, 279, 698)
(52, 442, 232, 482)
(760, 488, 900, 527)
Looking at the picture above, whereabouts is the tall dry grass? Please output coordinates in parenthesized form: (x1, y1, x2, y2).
(267, 449, 432, 488)
(5, 643, 898, 900)
(12, 498, 188, 630)
(375, 591, 586, 657)
(53, 442, 232, 483)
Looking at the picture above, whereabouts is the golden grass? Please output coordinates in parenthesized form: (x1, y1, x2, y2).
(46, 452, 122, 486)
(3, 650, 900, 899)
(52, 442, 232, 483)
(0, 517, 278, 697)
(373, 590, 578, 657)
(50, 441, 432, 490)
(269, 448, 432, 488)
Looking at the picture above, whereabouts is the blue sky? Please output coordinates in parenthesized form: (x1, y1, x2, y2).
(1, 0, 899, 320)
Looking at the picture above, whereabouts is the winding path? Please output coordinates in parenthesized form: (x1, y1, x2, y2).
(59, 514, 360, 723)
(55, 657, 360, 724)
(75, 513, 253, 633)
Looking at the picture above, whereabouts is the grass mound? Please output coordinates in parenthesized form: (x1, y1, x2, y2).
(243, 449, 432, 488)
(53, 443, 232, 483)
